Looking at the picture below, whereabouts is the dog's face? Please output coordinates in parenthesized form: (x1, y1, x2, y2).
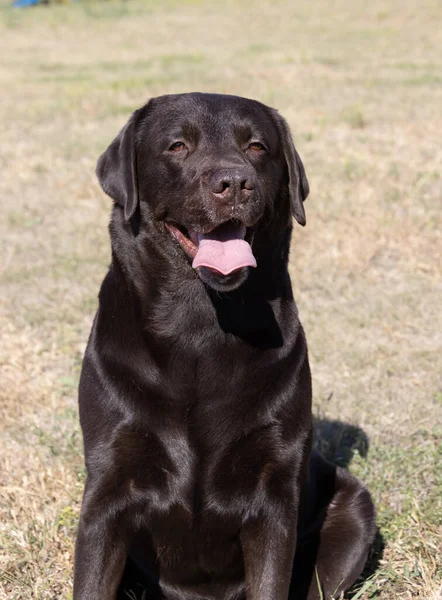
(96, 93, 308, 292)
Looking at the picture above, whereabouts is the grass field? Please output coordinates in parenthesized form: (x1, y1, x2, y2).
(0, 0, 441, 598)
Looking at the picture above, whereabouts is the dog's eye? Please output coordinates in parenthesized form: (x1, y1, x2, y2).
(247, 142, 267, 153)
(169, 141, 187, 152)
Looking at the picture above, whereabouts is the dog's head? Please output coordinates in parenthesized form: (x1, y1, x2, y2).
(96, 93, 309, 292)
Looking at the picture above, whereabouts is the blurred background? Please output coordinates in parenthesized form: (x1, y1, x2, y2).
(0, 1, 441, 598)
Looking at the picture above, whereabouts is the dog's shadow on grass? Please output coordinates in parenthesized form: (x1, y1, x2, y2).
(313, 417, 370, 468)
(313, 418, 384, 598)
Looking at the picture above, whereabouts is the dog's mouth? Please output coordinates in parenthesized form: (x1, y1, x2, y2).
(164, 219, 257, 276)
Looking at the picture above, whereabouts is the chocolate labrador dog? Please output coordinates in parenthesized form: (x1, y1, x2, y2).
(74, 93, 375, 600)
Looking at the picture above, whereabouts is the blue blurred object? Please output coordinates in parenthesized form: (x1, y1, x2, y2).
(13, 0, 45, 6)
(13, 0, 80, 6)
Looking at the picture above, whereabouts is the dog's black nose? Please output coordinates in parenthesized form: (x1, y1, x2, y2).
(210, 168, 255, 202)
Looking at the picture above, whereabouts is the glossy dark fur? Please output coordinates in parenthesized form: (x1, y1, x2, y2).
(74, 93, 376, 600)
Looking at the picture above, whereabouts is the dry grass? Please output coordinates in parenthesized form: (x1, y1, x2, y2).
(0, 0, 441, 598)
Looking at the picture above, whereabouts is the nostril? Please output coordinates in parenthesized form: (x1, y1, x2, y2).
(212, 179, 231, 195)
(241, 179, 255, 191)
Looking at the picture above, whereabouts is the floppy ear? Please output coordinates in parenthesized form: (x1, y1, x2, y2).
(272, 111, 309, 226)
(96, 113, 139, 222)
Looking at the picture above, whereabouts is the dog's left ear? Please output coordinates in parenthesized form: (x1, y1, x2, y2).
(96, 111, 139, 223)
(272, 111, 309, 226)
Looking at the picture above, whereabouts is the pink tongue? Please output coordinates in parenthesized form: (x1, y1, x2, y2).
(192, 223, 257, 276)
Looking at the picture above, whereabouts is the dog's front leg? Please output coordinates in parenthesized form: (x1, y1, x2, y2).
(240, 509, 297, 600)
(73, 481, 135, 600)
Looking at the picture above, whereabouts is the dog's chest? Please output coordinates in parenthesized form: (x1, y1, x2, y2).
(123, 340, 298, 516)
(122, 409, 294, 521)
(128, 418, 293, 585)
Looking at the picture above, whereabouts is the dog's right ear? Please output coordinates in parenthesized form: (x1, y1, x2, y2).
(96, 112, 139, 223)
(271, 110, 309, 227)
